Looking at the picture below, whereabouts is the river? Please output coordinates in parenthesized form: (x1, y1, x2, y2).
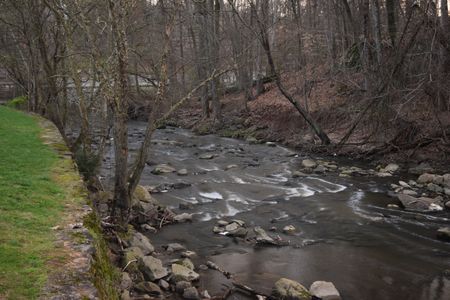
(100, 121, 450, 300)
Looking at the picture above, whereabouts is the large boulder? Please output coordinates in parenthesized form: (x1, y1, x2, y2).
(397, 194, 443, 212)
(272, 278, 311, 300)
(130, 232, 154, 255)
(309, 281, 341, 300)
(171, 263, 200, 282)
(138, 256, 168, 281)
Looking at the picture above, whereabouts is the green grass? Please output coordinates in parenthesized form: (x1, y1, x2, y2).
(0, 107, 65, 299)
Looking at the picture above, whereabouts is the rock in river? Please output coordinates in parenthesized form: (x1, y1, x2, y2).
(397, 194, 443, 212)
(272, 278, 311, 300)
(283, 225, 296, 235)
(138, 256, 168, 281)
(437, 227, 450, 242)
(152, 164, 176, 175)
(302, 159, 317, 169)
(171, 263, 200, 282)
(254, 226, 276, 245)
(177, 168, 188, 176)
(309, 281, 341, 300)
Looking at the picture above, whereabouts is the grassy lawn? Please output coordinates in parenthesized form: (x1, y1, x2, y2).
(0, 107, 66, 299)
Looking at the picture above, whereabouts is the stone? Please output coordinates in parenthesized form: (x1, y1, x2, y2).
(409, 163, 434, 175)
(254, 226, 276, 245)
(427, 183, 443, 193)
(418, 173, 436, 184)
(376, 172, 392, 177)
(213, 226, 224, 234)
(200, 290, 211, 299)
(121, 290, 131, 300)
(437, 227, 450, 242)
(445, 189, 450, 197)
(152, 164, 176, 175)
(217, 220, 229, 226)
(176, 258, 195, 270)
(159, 279, 170, 290)
(283, 225, 296, 235)
(123, 247, 144, 271)
(199, 153, 215, 160)
(172, 264, 200, 282)
(183, 287, 200, 300)
(181, 251, 197, 258)
(138, 256, 168, 281)
(302, 159, 317, 169)
(309, 281, 341, 300)
(141, 224, 157, 233)
(313, 165, 327, 174)
(445, 201, 450, 209)
(292, 171, 307, 178)
(177, 169, 189, 176)
(120, 272, 132, 291)
(133, 185, 155, 203)
(179, 203, 194, 210)
(402, 189, 418, 196)
(231, 219, 246, 226)
(272, 278, 311, 300)
(225, 222, 240, 232)
(381, 163, 400, 173)
(174, 213, 193, 223)
(130, 232, 154, 255)
(166, 243, 186, 252)
(246, 136, 258, 144)
(399, 181, 411, 188)
(225, 164, 238, 170)
(228, 227, 248, 237)
(387, 204, 400, 209)
(443, 174, 450, 188)
(397, 194, 443, 212)
(266, 142, 277, 147)
(432, 175, 444, 185)
(134, 281, 162, 295)
(175, 281, 192, 293)
(198, 264, 208, 271)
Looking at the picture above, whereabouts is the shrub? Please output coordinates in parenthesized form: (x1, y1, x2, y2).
(6, 96, 28, 109)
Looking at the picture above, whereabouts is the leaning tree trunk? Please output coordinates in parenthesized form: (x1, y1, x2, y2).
(251, 1, 331, 145)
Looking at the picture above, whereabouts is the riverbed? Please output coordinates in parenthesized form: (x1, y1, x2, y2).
(100, 122, 450, 300)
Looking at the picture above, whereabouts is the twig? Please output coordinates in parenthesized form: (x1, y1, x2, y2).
(122, 259, 137, 272)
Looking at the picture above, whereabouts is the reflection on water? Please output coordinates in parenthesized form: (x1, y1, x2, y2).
(100, 122, 450, 300)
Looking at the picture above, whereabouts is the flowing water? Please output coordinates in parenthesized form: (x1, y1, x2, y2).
(100, 122, 450, 300)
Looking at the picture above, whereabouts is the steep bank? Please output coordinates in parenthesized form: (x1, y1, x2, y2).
(169, 65, 450, 167)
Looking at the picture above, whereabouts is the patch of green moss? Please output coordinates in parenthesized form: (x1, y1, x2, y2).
(6, 95, 28, 109)
(84, 212, 120, 300)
